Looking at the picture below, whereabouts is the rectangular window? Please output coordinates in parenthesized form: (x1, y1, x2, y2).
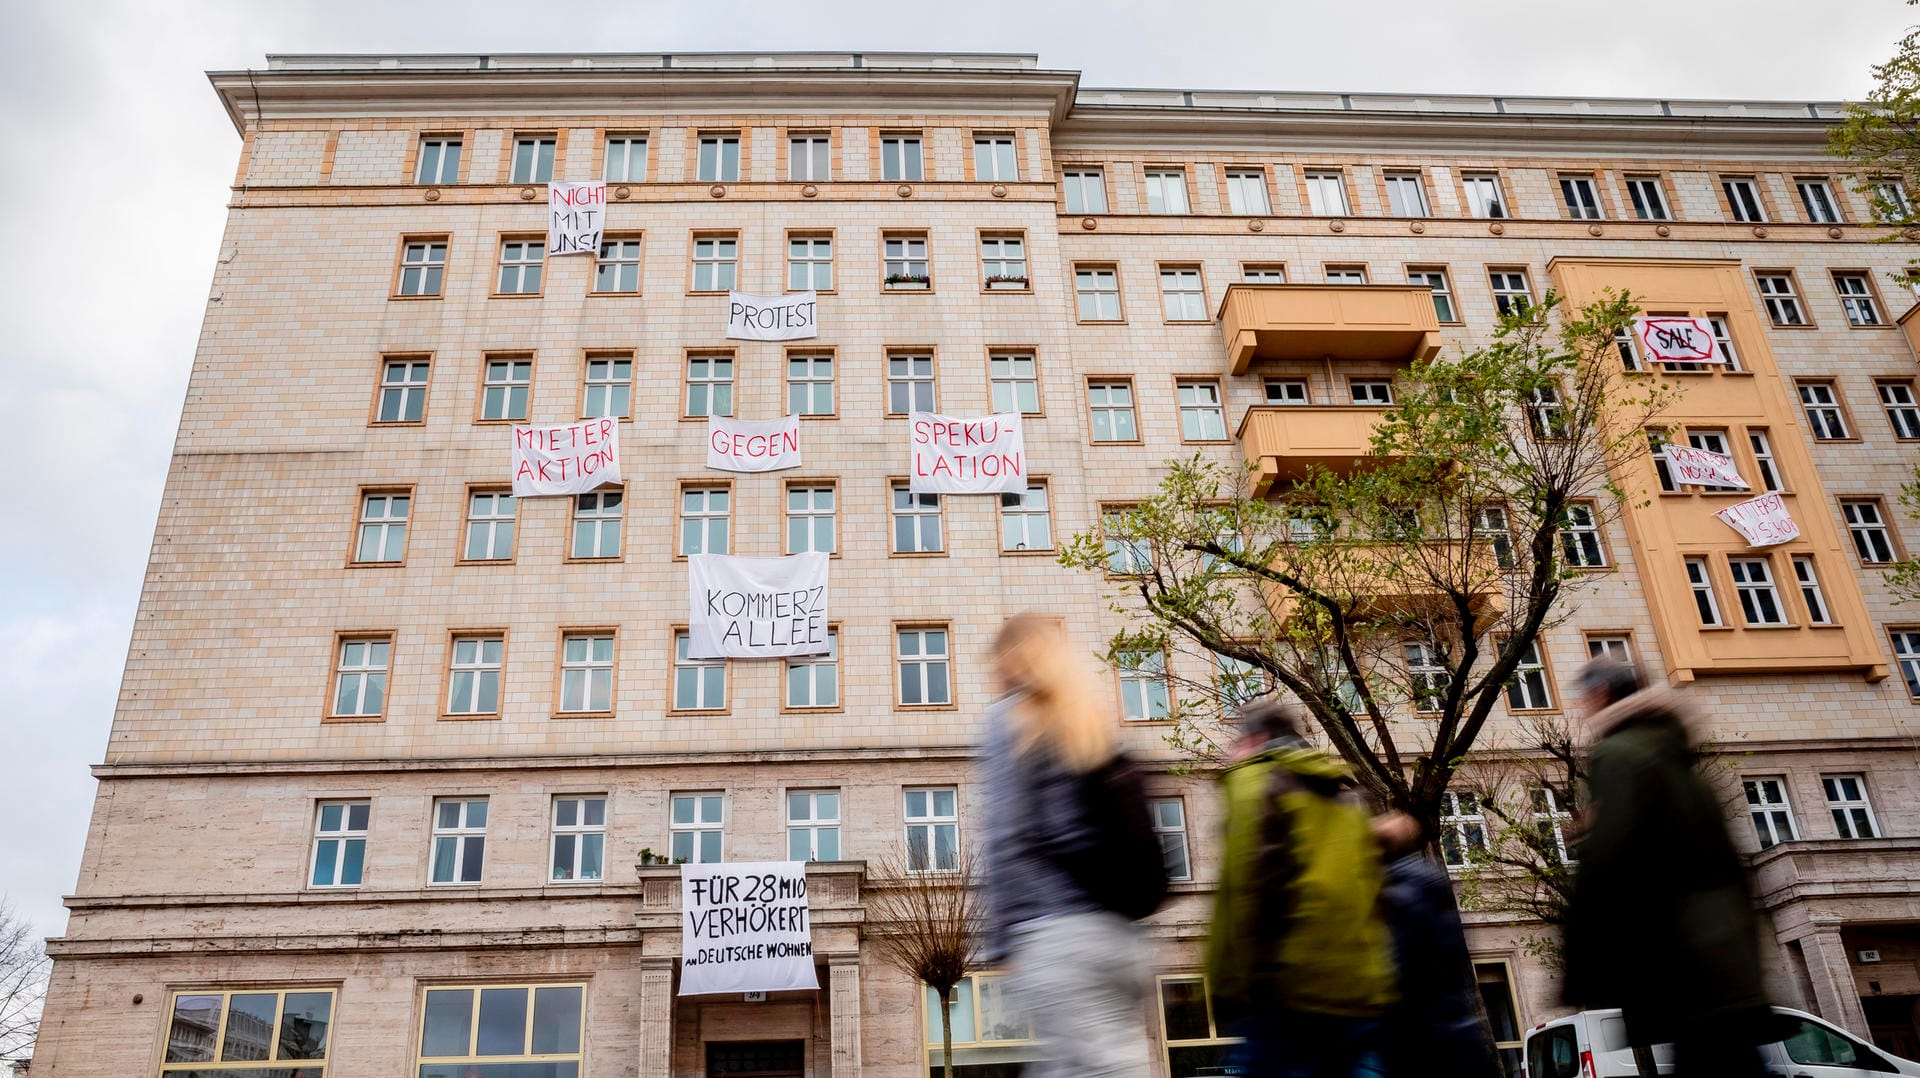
(550, 796, 606, 882)
(1625, 175, 1669, 220)
(162, 989, 335, 1074)
(981, 234, 1028, 287)
(1649, 430, 1677, 492)
(1405, 641, 1450, 713)
(1088, 380, 1139, 442)
(691, 234, 738, 293)
(1586, 633, 1634, 666)
(788, 351, 835, 416)
(1793, 555, 1832, 625)
(1000, 482, 1053, 552)
(1844, 499, 1897, 564)
(309, 800, 369, 889)
(1797, 178, 1842, 223)
(1613, 324, 1644, 372)
(973, 136, 1018, 182)
(1893, 629, 1920, 699)
(1532, 787, 1576, 865)
(1686, 557, 1724, 626)
(1158, 976, 1237, 1077)
(1350, 379, 1394, 406)
(892, 482, 944, 554)
(684, 353, 735, 418)
(593, 236, 642, 294)
(1384, 171, 1428, 217)
(1881, 381, 1920, 439)
(1117, 650, 1171, 721)
(697, 135, 740, 182)
(887, 352, 936, 414)
(786, 483, 836, 555)
(1490, 270, 1532, 317)
(1836, 272, 1884, 326)
(416, 136, 462, 185)
(1798, 381, 1848, 439)
(1063, 167, 1107, 213)
(604, 135, 647, 182)
(1757, 273, 1806, 326)
(1744, 778, 1797, 849)
(671, 792, 726, 863)
(881, 134, 924, 181)
(1822, 775, 1880, 839)
(1214, 651, 1268, 710)
(787, 234, 834, 291)
(354, 490, 409, 564)
(1709, 316, 1743, 370)
(461, 489, 516, 562)
(1104, 509, 1151, 573)
(1477, 963, 1527, 1078)
(788, 134, 830, 181)
(331, 635, 390, 719)
(1145, 169, 1191, 214)
(1462, 172, 1506, 218)
(430, 797, 488, 883)
(396, 237, 447, 297)
(1440, 790, 1489, 867)
(1408, 268, 1456, 323)
(883, 233, 931, 289)
(479, 356, 531, 422)
(673, 630, 726, 711)
(496, 238, 545, 295)
(1748, 430, 1783, 492)
(1503, 639, 1554, 710)
(787, 789, 842, 861)
(1722, 177, 1766, 222)
(785, 630, 840, 709)
(1475, 505, 1516, 568)
(1264, 378, 1310, 404)
(1075, 265, 1122, 321)
(510, 135, 555, 184)
(445, 635, 504, 716)
(1559, 174, 1603, 219)
(679, 486, 730, 557)
(1150, 799, 1192, 881)
(1728, 558, 1786, 626)
(558, 633, 614, 714)
(904, 786, 958, 870)
(579, 353, 633, 420)
(1160, 266, 1207, 321)
(1325, 266, 1368, 285)
(1304, 170, 1349, 215)
(990, 352, 1040, 415)
(417, 984, 583, 1074)
(897, 627, 952, 707)
(1178, 379, 1227, 440)
(1242, 263, 1288, 283)
(571, 490, 623, 560)
(1225, 168, 1270, 215)
(1877, 180, 1914, 220)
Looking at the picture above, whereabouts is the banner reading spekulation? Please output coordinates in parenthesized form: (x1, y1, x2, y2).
(708, 415, 802, 473)
(687, 552, 830, 659)
(511, 419, 622, 497)
(547, 181, 607, 256)
(908, 411, 1026, 494)
(727, 291, 818, 341)
(679, 861, 818, 996)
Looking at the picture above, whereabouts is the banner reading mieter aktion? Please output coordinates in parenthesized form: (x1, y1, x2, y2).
(510, 419, 622, 497)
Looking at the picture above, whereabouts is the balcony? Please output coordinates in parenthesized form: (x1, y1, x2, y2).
(1259, 539, 1508, 623)
(1239, 405, 1393, 496)
(1218, 283, 1443, 375)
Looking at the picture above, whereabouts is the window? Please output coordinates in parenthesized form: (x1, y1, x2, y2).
(1063, 167, 1107, 213)
(787, 789, 841, 861)
(417, 984, 583, 1075)
(1798, 381, 1848, 439)
(1145, 169, 1191, 215)
(396, 238, 447, 297)
(881, 134, 924, 181)
(445, 635, 504, 717)
(416, 136, 462, 184)
(1117, 650, 1171, 721)
(1748, 430, 1783, 491)
(593, 236, 641, 293)
(883, 233, 930, 288)
(1503, 639, 1554, 710)
(509, 135, 555, 184)
(162, 989, 334, 1075)
(1757, 272, 1806, 326)
(549, 796, 606, 881)
(496, 238, 545, 295)
(1728, 558, 1786, 626)
(1625, 175, 1669, 220)
(1178, 380, 1226, 440)
(478, 356, 531, 421)
(981, 234, 1028, 286)
(1744, 778, 1797, 849)
(1304, 170, 1348, 215)
(788, 234, 833, 291)
(679, 486, 730, 557)
(557, 633, 614, 714)
(1586, 633, 1634, 667)
(1226, 168, 1270, 215)
(786, 630, 839, 709)
(684, 353, 734, 418)
(604, 134, 647, 182)
(1894, 629, 1920, 698)
(904, 786, 958, 870)
(1685, 557, 1724, 626)
(989, 353, 1040, 415)
(786, 484, 836, 555)
(1264, 378, 1309, 404)
(1880, 381, 1920, 440)
(571, 490, 623, 560)
(1405, 641, 1450, 712)
(788, 351, 834, 416)
(1158, 976, 1238, 1078)
(331, 636, 390, 719)
(1835, 273, 1884, 326)
(1797, 178, 1841, 223)
(1242, 264, 1288, 283)
(1350, 379, 1394, 405)
(691, 234, 738, 292)
(1000, 482, 1053, 552)
(1384, 171, 1428, 217)
(1213, 651, 1268, 710)
(973, 135, 1018, 181)
(1439, 790, 1488, 867)
(897, 627, 952, 707)
(891, 483, 944, 554)
(1823, 775, 1879, 839)
(923, 974, 1032, 1052)
(1532, 787, 1576, 865)
(1150, 799, 1192, 881)
(1462, 172, 1506, 218)
(1792, 555, 1832, 625)
(788, 134, 830, 181)
(461, 490, 515, 562)
(1075, 265, 1122, 321)
(1160, 267, 1206, 320)
(1843, 499, 1897, 564)
(673, 631, 726, 711)
(354, 491, 409, 563)
(311, 800, 369, 888)
(697, 134, 740, 182)
(1649, 430, 1677, 492)
(1104, 509, 1151, 573)
(1325, 266, 1368, 285)
(1708, 316, 1743, 370)
(1408, 268, 1457, 322)
(1476, 963, 1527, 1078)
(1688, 428, 1732, 466)
(670, 793, 725, 863)
(1088, 380, 1138, 442)
(429, 797, 488, 882)
(1609, 325, 1644, 372)
(887, 352, 936, 414)
(1876, 180, 1913, 220)
(1474, 505, 1515, 568)
(580, 354, 632, 420)
(1559, 174, 1602, 219)
(1490, 270, 1532, 317)
(1722, 177, 1765, 222)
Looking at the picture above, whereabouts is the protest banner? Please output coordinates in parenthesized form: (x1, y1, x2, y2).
(727, 291, 819, 341)
(908, 412, 1026, 494)
(687, 553, 830, 659)
(708, 415, 802, 473)
(679, 861, 818, 996)
(1632, 316, 1725, 365)
(511, 419, 621, 497)
(547, 181, 607, 256)
(1663, 444, 1750, 490)
(1716, 492, 1801, 547)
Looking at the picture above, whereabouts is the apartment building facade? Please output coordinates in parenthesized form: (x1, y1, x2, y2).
(28, 52, 1920, 1077)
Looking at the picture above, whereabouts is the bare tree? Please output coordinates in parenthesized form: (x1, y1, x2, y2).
(1453, 713, 1586, 967)
(862, 851, 983, 1078)
(0, 900, 49, 1071)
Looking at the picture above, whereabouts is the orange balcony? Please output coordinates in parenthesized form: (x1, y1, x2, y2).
(1239, 405, 1394, 496)
(1259, 540, 1508, 623)
(1219, 283, 1443, 375)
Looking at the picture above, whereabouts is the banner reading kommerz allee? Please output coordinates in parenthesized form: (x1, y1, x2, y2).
(547, 181, 607, 256)
(687, 552, 830, 658)
(1716, 492, 1801, 548)
(908, 411, 1026, 494)
(511, 419, 622, 497)
(679, 861, 818, 996)
(727, 291, 818, 341)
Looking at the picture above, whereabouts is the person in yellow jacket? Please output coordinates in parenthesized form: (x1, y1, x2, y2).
(1205, 699, 1396, 1078)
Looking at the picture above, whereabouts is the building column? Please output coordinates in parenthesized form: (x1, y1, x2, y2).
(641, 957, 676, 1077)
(829, 954, 862, 1078)
(1801, 926, 1871, 1036)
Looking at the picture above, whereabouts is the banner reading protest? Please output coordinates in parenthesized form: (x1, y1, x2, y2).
(708, 415, 803, 473)
(687, 552, 830, 659)
(679, 861, 818, 996)
(547, 181, 607, 256)
(511, 419, 622, 497)
(908, 412, 1026, 494)
(1662, 444, 1750, 490)
(727, 291, 819, 341)
(1632, 316, 1725, 365)
(1716, 492, 1801, 547)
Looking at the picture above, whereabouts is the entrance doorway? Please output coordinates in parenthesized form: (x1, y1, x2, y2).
(1864, 995, 1919, 1059)
(708, 1039, 806, 1078)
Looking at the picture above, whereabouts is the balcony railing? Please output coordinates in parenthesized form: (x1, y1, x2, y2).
(1218, 283, 1443, 374)
(1238, 405, 1394, 496)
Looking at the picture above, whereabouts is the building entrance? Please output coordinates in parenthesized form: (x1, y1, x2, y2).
(708, 1039, 806, 1078)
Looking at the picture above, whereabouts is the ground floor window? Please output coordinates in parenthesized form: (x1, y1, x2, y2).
(417, 983, 584, 1077)
(924, 972, 1035, 1076)
(163, 987, 335, 1075)
(1158, 974, 1241, 1077)
(1475, 960, 1525, 1078)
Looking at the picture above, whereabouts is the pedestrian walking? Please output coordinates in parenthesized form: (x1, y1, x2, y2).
(1206, 699, 1396, 1078)
(981, 615, 1167, 1078)
(1562, 657, 1772, 1078)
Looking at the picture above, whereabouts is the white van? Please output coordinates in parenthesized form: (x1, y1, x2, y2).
(1523, 1006, 1920, 1078)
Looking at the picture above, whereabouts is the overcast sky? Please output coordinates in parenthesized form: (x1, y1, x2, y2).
(0, 0, 1914, 946)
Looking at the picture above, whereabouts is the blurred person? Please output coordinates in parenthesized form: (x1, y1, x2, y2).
(1562, 657, 1771, 1078)
(981, 615, 1166, 1078)
(1206, 699, 1396, 1078)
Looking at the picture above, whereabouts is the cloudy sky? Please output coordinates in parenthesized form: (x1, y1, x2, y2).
(0, 0, 1913, 945)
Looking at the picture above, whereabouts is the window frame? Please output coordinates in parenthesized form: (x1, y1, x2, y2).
(978, 230, 1031, 292)
(1149, 798, 1193, 882)
(1086, 376, 1142, 445)
(1501, 637, 1558, 712)
(895, 624, 955, 710)
(786, 348, 837, 419)
(1073, 262, 1126, 323)
(670, 627, 729, 714)
(1744, 776, 1799, 849)
(414, 134, 465, 186)
(689, 230, 741, 294)
(1624, 174, 1670, 221)
(310, 799, 371, 889)
(1460, 171, 1509, 219)
(1115, 648, 1174, 722)
(970, 133, 1019, 183)
(782, 626, 843, 713)
(428, 796, 490, 883)
(682, 350, 737, 420)
(1796, 379, 1854, 441)
(885, 348, 939, 417)
(1727, 556, 1789, 627)
(1756, 271, 1811, 327)
(1303, 169, 1350, 216)
(1558, 173, 1604, 220)
(1833, 271, 1887, 328)
(1439, 789, 1490, 868)
(370, 352, 432, 426)
(988, 349, 1044, 416)
(1241, 262, 1288, 283)
(508, 133, 558, 184)
(441, 631, 507, 720)
(1797, 177, 1844, 224)
(602, 132, 649, 183)
(1792, 554, 1834, 626)
(554, 628, 618, 717)
(548, 794, 609, 883)
(459, 485, 518, 565)
(160, 987, 339, 1075)
(1891, 627, 1920, 700)
(1062, 165, 1108, 214)
(786, 131, 832, 182)
(1821, 774, 1881, 839)
(676, 482, 733, 560)
(580, 349, 634, 421)
(881, 229, 933, 291)
(998, 478, 1054, 554)
(1383, 170, 1429, 218)
(1175, 377, 1229, 443)
(1583, 631, 1636, 670)
(903, 785, 961, 871)
(1156, 974, 1240, 1077)
(786, 787, 843, 862)
(1841, 497, 1901, 565)
(1878, 379, 1920, 440)
(591, 233, 644, 295)
(1685, 555, 1726, 627)
(492, 233, 547, 298)
(785, 229, 836, 294)
(879, 132, 925, 182)
(890, 479, 946, 557)
(1158, 263, 1209, 323)
(349, 486, 412, 567)
(696, 132, 743, 183)
(475, 352, 534, 424)
(1489, 268, 1534, 318)
(1144, 167, 1192, 215)
(1721, 176, 1768, 223)
(784, 479, 839, 557)
(415, 982, 585, 1073)
(1224, 167, 1271, 216)
(567, 487, 625, 563)
(391, 233, 451, 300)
(1406, 266, 1459, 324)
(326, 631, 393, 723)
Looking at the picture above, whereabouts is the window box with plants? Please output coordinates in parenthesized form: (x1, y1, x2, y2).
(985, 275, 1029, 291)
(885, 273, 932, 291)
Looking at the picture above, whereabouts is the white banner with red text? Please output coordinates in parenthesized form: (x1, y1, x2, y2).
(687, 553, 831, 659)
(1715, 492, 1801, 547)
(547, 181, 607, 256)
(1633, 316, 1725, 365)
(511, 419, 622, 497)
(708, 415, 802, 473)
(678, 861, 817, 996)
(907, 411, 1026, 494)
(1662, 444, 1749, 490)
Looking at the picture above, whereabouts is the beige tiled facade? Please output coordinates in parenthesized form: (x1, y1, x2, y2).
(31, 52, 1920, 1076)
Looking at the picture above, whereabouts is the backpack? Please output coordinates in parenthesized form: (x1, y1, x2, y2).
(1056, 752, 1172, 920)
